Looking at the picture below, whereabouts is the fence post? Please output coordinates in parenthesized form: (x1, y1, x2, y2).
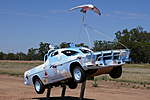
(61, 85, 66, 97)
(46, 88, 51, 98)
(80, 81, 86, 99)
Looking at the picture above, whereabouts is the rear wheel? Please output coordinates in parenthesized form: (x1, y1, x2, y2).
(68, 82, 78, 89)
(109, 66, 122, 79)
(67, 79, 78, 89)
(33, 78, 45, 94)
(72, 66, 86, 83)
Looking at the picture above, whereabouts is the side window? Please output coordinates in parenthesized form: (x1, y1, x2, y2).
(62, 50, 78, 56)
(51, 51, 58, 57)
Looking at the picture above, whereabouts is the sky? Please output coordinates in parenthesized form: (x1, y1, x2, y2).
(0, 0, 150, 53)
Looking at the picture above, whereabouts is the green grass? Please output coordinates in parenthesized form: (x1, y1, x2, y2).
(92, 78, 98, 87)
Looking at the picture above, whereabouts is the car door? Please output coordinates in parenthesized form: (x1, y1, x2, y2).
(50, 51, 70, 81)
(47, 50, 63, 83)
(55, 53, 71, 80)
(56, 50, 80, 79)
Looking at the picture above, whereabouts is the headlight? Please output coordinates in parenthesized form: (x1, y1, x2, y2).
(25, 74, 29, 80)
(24, 72, 29, 79)
(24, 72, 30, 85)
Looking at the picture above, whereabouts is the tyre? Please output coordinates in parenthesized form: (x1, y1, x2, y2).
(68, 80, 78, 89)
(33, 78, 45, 94)
(72, 66, 86, 83)
(109, 66, 122, 79)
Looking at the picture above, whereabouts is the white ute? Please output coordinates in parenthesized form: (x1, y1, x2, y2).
(24, 47, 130, 94)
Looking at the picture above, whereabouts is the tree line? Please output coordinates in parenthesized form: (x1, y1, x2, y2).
(0, 26, 150, 63)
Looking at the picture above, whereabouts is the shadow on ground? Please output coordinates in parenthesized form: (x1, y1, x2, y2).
(32, 96, 95, 100)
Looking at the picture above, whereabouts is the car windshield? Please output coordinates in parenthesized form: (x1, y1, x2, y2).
(51, 51, 58, 57)
(62, 50, 79, 56)
(48, 50, 55, 56)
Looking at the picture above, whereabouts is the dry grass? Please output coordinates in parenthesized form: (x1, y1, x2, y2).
(96, 64, 150, 88)
(0, 60, 150, 87)
(0, 60, 43, 76)
(124, 64, 150, 69)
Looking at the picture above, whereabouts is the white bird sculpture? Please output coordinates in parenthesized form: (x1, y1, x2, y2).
(69, 4, 101, 15)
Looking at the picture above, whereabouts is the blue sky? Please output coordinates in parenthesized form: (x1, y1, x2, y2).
(0, 0, 150, 53)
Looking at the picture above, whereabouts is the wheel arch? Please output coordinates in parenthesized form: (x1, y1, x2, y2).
(69, 62, 82, 74)
(69, 61, 86, 83)
(32, 74, 45, 94)
(32, 75, 41, 84)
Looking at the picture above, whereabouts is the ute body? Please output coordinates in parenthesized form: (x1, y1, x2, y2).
(24, 47, 130, 94)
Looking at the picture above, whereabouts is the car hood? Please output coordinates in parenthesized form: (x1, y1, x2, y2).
(25, 64, 45, 76)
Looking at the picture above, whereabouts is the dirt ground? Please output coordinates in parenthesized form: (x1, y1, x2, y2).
(0, 75, 150, 100)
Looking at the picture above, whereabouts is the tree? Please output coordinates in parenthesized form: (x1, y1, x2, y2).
(93, 40, 115, 51)
(76, 43, 89, 48)
(7, 53, 17, 60)
(0, 52, 4, 60)
(38, 42, 50, 60)
(114, 26, 150, 63)
(16, 52, 27, 60)
(27, 48, 39, 60)
(59, 42, 70, 48)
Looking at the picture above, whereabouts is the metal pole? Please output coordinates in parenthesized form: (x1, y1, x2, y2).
(80, 81, 86, 99)
(61, 85, 66, 97)
(46, 88, 51, 98)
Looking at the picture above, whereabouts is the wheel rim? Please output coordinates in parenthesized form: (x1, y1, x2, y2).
(73, 68, 81, 81)
(35, 81, 41, 92)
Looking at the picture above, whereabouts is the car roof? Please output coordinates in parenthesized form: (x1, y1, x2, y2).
(47, 47, 92, 53)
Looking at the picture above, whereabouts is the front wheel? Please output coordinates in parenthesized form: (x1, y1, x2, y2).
(72, 66, 86, 83)
(33, 78, 45, 94)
